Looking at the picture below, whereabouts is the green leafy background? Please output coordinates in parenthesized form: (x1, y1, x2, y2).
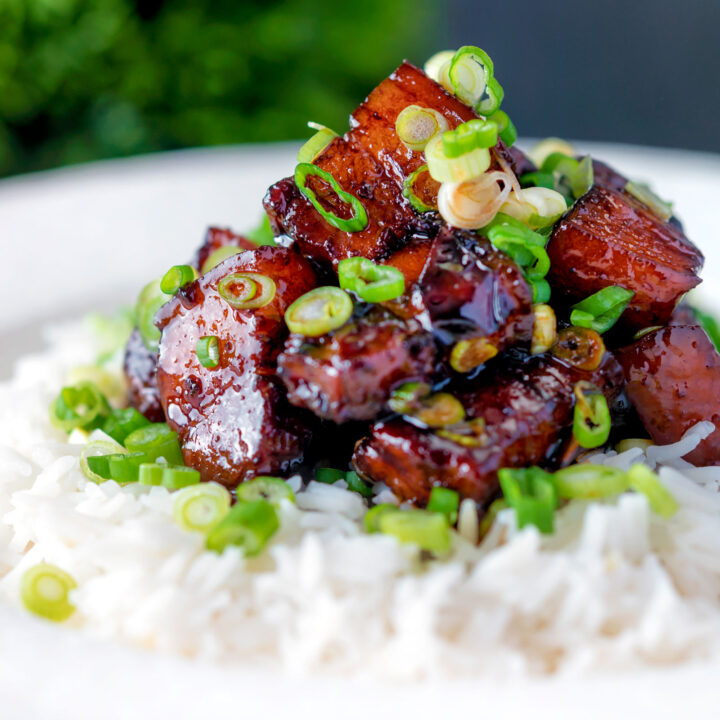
(0, 0, 437, 178)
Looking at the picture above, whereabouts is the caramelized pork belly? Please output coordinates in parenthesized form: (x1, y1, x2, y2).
(123, 328, 165, 422)
(155, 247, 317, 486)
(419, 227, 534, 358)
(615, 325, 720, 465)
(353, 352, 624, 506)
(264, 62, 527, 269)
(546, 185, 703, 330)
(278, 306, 436, 423)
(192, 227, 256, 273)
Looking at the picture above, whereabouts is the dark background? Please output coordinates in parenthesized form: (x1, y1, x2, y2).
(0, 0, 717, 178)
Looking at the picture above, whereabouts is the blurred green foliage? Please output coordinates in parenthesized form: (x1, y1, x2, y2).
(0, 0, 437, 177)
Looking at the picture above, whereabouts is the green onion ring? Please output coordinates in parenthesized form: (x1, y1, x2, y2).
(553, 464, 629, 499)
(196, 336, 220, 368)
(426, 487, 460, 524)
(236, 476, 296, 506)
(441, 119, 498, 159)
(218, 272, 276, 310)
(294, 163, 368, 233)
(284, 286, 353, 337)
(337, 257, 405, 303)
(173, 482, 231, 533)
(200, 246, 245, 275)
(498, 466, 558, 534)
(124, 423, 184, 465)
(50, 382, 111, 434)
(572, 382, 611, 449)
(160, 265, 198, 295)
(21, 563, 77, 622)
(205, 499, 279, 556)
(402, 164, 436, 213)
(570, 285, 635, 334)
(297, 123, 338, 164)
(448, 45, 494, 107)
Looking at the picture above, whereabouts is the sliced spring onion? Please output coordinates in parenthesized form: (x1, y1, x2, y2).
(102, 407, 151, 446)
(21, 563, 77, 622)
(200, 245, 245, 274)
(441, 119, 498, 159)
(173, 482, 231, 533)
(426, 487, 460, 524)
(297, 123, 338, 163)
(498, 466, 558, 534)
(205, 499, 279, 556)
(378, 509, 451, 554)
(551, 326, 606, 371)
(345, 471, 373, 498)
(449, 337, 498, 373)
(134, 278, 168, 351)
(236, 476, 295, 506)
(692, 306, 720, 352)
(519, 171, 556, 190)
(218, 272, 276, 310)
(395, 105, 448, 152)
(486, 109, 517, 147)
(423, 50, 455, 82)
(316, 468, 346, 484)
(573, 382, 611, 449)
(615, 438, 653, 454)
(124, 423, 184, 465)
(627, 463, 678, 518)
(500, 186, 567, 229)
(625, 181, 673, 222)
(160, 466, 200, 490)
(284, 287, 353, 336)
(528, 138, 576, 168)
(424, 134, 491, 184)
(531, 303, 557, 355)
(531, 278, 551, 304)
(477, 75, 504, 115)
(553, 464, 629, 499)
(294, 163, 368, 233)
(245, 214, 277, 247)
(138, 463, 165, 486)
(105, 452, 146, 483)
(338, 257, 405, 303)
(402, 164, 436, 213)
(160, 265, 197, 295)
(570, 286, 635, 334)
(196, 336, 220, 368)
(541, 152, 593, 200)
(486, 222, 550, 282)
(448, 45, 493, 107)
(50, 382, 111, 434)
(364, 503, 398, 533)
(436, 418, 488, 448)
(412, 393, 465, 428)
(387, 381, 432, 415)
(80, 439, 126, 483)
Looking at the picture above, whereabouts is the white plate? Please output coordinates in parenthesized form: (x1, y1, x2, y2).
(1, 142, 720, 718)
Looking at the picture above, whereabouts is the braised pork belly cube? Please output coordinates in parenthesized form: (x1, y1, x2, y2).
(615, 325, 720, 466)
(546, 185, 703, 330)
(278, 306, 436, 424)
(418, 227, 533, 368)
(123, 328, 165, 422)
(353, 350, 624, 506)
(192, 227, 256, 274)
(263, 61, 531, 270)
(155, 247, 318, 487)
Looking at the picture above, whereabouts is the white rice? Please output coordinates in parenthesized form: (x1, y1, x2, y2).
(2, 318, 720, 680)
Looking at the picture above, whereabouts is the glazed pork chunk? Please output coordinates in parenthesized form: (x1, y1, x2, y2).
(277, 227, 534, 423)
(263, 61, 530, 269)
(546, 184, 703, 331)
(278, 306, 436, 424)
(123, 328, 165, 422)
(616, 324, 720, 466)
(155, 246, 318, 486)
(353, 350, 624, 506)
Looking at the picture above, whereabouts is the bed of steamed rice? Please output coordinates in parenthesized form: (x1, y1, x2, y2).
(2, 318, 720, 680)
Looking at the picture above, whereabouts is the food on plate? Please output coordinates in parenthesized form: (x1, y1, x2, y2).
(4, 43, 720, 678)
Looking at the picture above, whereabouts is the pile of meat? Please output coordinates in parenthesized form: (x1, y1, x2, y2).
(124, 61, 719, 511)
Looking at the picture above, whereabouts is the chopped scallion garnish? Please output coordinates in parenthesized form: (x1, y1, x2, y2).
(50, 382, 111, 434)
(102, 407, 151, 445)
(124, 423, 184, 465)
(21, 563, 77, 622)
(338, 257, 405, 303)
(196, 336, 220, 368)
(297, 122, 338, 164)
(427, 487, 460, 524)
(284, 287, 353, 337)
(236, 476, 296, 506)
(498, 467, 558, 534)
(173, 482, 231, 533)
(572, 382, 611, 449)
(218, 272, 276, 310)
(570, 286, 635, 334)
(625, 181, 673, 222)
(205, 499, 279, 556)
(294, 163, 368, 233)
(395, 105, 448, 152)
(378, 509, 451, 554)
(160, 265, 197, 295)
